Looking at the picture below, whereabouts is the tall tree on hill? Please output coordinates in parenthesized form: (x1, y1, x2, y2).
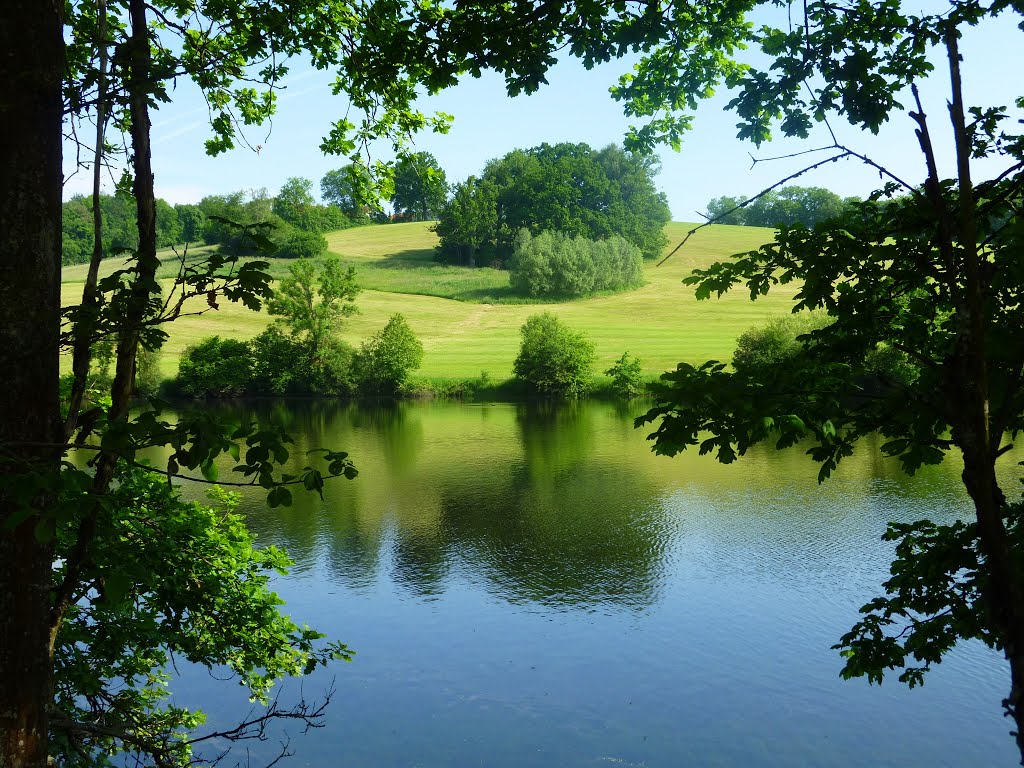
(321, 164, 376, 219)
(391, 151, 448, 221)
(273, 176, 319, 228)
(436, 142, 670, 265)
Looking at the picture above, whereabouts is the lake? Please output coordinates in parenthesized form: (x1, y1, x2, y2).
(174, 399, 1015, 766)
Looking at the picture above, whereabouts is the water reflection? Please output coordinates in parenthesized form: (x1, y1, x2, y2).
(166, 399, 1014, 767)
(206, 400, 670, 609)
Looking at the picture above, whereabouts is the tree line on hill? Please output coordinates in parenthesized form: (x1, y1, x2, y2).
(60, 153, 450, 265)
(704, 186, 860, 228)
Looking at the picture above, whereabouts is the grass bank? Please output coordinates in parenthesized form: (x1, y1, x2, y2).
(61, 221, 794, 381)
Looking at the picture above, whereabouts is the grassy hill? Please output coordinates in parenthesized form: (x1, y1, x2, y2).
(61, 221, 796, 381)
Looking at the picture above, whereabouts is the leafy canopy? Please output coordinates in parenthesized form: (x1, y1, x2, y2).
(353, 313, 425, 395)
(267, 256, 359, 369)
(391, 152, 449, 221)
(509, 229, 644, 298)
(435, 143, 670, 265)
(513, 312, 596, 397)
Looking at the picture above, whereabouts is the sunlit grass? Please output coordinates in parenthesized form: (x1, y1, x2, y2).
(61, 221, 795, 380)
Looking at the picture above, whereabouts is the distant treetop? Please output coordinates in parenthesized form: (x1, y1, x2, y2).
(705, 186, 859, 229)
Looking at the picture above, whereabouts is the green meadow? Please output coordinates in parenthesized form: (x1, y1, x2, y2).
(60, 221, 797, 381)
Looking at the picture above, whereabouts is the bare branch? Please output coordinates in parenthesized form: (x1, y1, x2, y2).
(657, 150, 852, 266)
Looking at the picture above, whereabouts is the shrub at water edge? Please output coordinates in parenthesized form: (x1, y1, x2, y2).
(513, 312, 595, 397)
(177, 337, 253, 398)
(353, 313, 425, 395)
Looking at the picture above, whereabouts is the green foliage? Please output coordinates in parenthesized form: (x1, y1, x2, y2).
(731, 313, 829, 377)
(640, 177, 1024, 692)
(266, 257, 360, 393)
(273, 176, 318, 227)
(197, 190, 278, 254)
(177, 336, 252, 398)
(834, 513, 998, 689)
(174, 203, 207, 244)
(51, 468, 351, 766)
(41, 0, 1024, 763)
(247, 326, 306, 395)
(133, 345, 162, 397)
(509, 229, 643, 297)
(275, 227, 328, 260)
(274, 176, 352, 234)
(432, 175, 499, 266)
(706, 187, 858, 228)
(60, 193, 181, 265)
(605, 352, 645, 398)
(321, 164, 376, 220)
(513, 312, 595, 397)
(435, 143, 670, 265)
(353, 313, 424, 395)
(391, 152, 448, 221)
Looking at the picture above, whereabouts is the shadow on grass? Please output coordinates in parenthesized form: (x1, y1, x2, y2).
(374, 248, 442, 268)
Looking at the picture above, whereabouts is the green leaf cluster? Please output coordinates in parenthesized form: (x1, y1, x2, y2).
(353, 313, 425, 396)
(513, 312, 596, 398)
(509, 229, 644, 298)
(604, 352, 646, 398)
(435, 143, 670, 265)
(51, 468, 352, 766)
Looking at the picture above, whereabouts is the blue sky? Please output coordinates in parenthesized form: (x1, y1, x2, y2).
(63, 11, 1023, 223)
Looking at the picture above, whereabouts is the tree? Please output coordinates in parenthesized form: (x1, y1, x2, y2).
(276, 228, 329, 259)
(321, 164, 375, 220)
(730, 313, 829, 377)
(513, 313, 596, 397)
(435, 142, 670, 263)
(2, 4, 63, 765)
(267, 257, 359, 378)
(12, 0, 1024, 763)
(177, 336, 253, 397)
(509, 229, 644, 298)
(273, 176, 319, 229)
(605, 352, 645, 398)
(5, 0, 454, 760)
(622, 4, 1024, 760)
(706, 186, 855, 228)
(391, 152, 448, 221)
(353, 314, 425, 395)
(174, 203, 206, 244)
(432, 175, 499, 266)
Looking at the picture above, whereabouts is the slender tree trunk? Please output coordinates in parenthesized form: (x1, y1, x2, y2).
(943, 29, 1024, 764)
(111, 0, 157, 421)
(0, 2, 64, 767)
(51, 0, 158, 641)
(64, 0, 109, 439)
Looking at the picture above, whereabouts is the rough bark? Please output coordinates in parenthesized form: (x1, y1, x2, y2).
(0, 2, 64, 767)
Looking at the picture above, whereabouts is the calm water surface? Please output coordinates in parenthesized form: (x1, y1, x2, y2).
(176, 400, 1015, 766)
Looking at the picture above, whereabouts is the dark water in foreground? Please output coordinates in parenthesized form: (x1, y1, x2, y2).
(175, 400, 1015, 766)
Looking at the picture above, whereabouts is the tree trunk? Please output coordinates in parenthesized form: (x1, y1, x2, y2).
(0, 2, 64, 767)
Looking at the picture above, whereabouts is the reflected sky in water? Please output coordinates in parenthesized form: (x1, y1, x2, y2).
(172, 400, 1016, 767)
